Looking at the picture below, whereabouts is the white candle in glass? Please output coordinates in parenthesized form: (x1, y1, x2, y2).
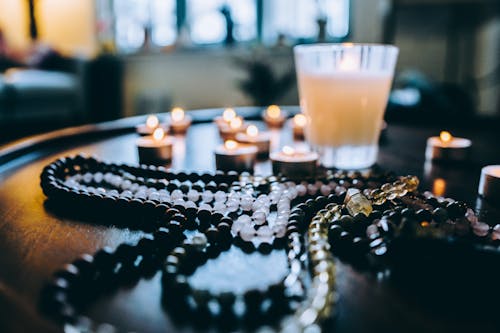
(294, 43, 399, 169)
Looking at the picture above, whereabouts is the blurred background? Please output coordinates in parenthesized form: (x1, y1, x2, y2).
(0, 0, 498, 142)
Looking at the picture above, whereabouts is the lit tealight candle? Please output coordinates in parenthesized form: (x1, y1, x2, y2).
(235, 125, 271, 158)
(214, 139, 258, 173)
(169, 107, 192, 134)
(215, 107, 237, 128)
(263, 105, 288, 128)
(136, 115, 168, 136)
(292, 113, 307, 140)
(425, 131, 472, 162)
(270, 146, 318, 179)
(478, 165, 500, 204)
(219, 116, 247, 140)
(136, 127, 173, 165)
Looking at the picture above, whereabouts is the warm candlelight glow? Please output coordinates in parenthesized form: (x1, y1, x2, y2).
(282, 146, 295, 156)
(294, 114, 307, 127)
(432, 178, 447, 197)
(339, 57, 359, 71)
(440, 131, 452, 143)
(229, 117, 243, 130)
(246, 125, 259, 137)
(266, 105, 282, 119)
(153, 128, 165, 141)
(224, 140, 238, 150)
(223, 108, 236, 122)
(171, 107, 184, 122)
(146, 115, 159, 129)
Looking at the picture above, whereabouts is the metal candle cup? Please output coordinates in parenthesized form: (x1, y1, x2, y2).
(270, 146, 318, 179)
(235, 125, 270, 158)
(215, 108, 237, 129)
(169, 107, 192, 134)
(215, 140, 258, 173)
(262, 105, 288, 128)
(137, 128, 173, 165)
(478, 165, 500, 204)
(136, 115, 169, 136)
(219, 116, 247, 141)
(292, 114, 307, 140)
(425, 131, 472, 162)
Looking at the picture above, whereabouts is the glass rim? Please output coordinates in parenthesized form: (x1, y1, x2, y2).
(294, 43, 399, 53)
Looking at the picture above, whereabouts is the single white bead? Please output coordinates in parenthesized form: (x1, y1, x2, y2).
(214, 191, 227, 202)
(171, 189, 184, 200)
(187, 189, 200, 202)
(240, 224, 256, 241)
(296, 184, 307, 196)
(201, 190, 214, 203)
(320, 184, 331, 196)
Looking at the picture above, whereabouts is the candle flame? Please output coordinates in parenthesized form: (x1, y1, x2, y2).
(171, 107, 184, 122)
(229, 117, 243, 130)
(440, 131, 452, 143)
(432, 178, 447, 197)
(246, 125, 259, 137)
(223, 108, 236, 122)
(225, 140, 238, 150)
(153, 128, 165, 141)
(293, 114, 307, 127)
(282, 146, 295, 156)
(146, 115, 159, 129)
(266, 105, 281, 119)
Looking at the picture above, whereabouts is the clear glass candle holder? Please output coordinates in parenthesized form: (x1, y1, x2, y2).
(294, 43, 399, 170)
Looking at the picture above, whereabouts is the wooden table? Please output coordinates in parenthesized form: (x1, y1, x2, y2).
(1, 107, 499, 332)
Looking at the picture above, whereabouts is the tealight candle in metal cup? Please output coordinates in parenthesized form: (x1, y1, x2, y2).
(219, 116, 247, 141)
(215, 107, 237, 129)
(292, 113, 307, 140)
(136, 115, 169, 136)
(425, 131, 472, 162)
(235, 125, 271, 158)
(270, 146, 318, 179)
(478, 165, 500, 204)
(137, 128, 173, 165)
(214, 140, 258, 173)
(169, 107, 192, 134)
(262, 105, 288, 128)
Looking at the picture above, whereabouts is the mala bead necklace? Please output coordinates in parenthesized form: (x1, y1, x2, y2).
(38, 155, 406, 332)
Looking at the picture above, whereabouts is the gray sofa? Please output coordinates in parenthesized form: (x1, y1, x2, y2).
(0, 68, 83, 125)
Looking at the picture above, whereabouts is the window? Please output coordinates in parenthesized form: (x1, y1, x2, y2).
(262, 0, 350, 43)
(105, 0, 349, 52)
(187, 0, 257, 45)
(111, 0, 176, 52)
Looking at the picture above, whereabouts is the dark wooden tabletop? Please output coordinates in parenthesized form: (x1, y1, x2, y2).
(1, 107, 499, 333)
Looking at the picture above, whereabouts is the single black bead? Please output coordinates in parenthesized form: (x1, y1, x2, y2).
(258, 242, 273, 254)
(211, 212, 224, 226)
(72, 254, 94, 280)
(401, 208, 415, 219)
(93, 247, 115, 271)
(136, 236, 155, 255)
(432, 207, 449, 223)
(205, 227, 219, 244)
(338, 215, 354, 231)
(168, 220, 184, 234)
(114, 244, 137, 262)
(415, 209, 432, 222)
